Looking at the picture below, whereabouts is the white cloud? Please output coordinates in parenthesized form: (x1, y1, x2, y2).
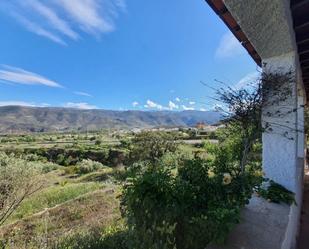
(41, 103, 51, 107)
(144, 100, 163, 110)
(3, 0, 125, 44)
(74, 91, 93, 97)
(0, 101, 36, 107)
(132, 101, 139, 107)
(175, 97, 180, 102)
(168, 101, 178, 110)
(215, 32, 244, 58)
(200, 108, 206, 112)
(0, 65, 63, 88)
(13, 13, 67, 45)
(144, 100, 171, 110)
(0, 101, 51, 107)
(64, 102, 98, 109)
(234, 72, 260, 90)
(25, 0, 78, 40)
(55, 0, 113, 34)
(189, 101, 195, 105)
(182, 105, 194, 111)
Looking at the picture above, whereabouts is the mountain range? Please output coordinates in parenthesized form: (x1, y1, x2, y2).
(0, 106, 222, 133)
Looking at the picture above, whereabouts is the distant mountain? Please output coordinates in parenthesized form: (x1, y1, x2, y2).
(0, 106, 222, 133)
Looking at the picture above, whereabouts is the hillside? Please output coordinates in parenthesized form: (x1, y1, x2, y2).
(0, 106, 222, 133)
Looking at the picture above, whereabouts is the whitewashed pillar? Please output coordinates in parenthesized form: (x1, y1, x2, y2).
(262, 51, 305, 199)
(262, 52, 305, 195)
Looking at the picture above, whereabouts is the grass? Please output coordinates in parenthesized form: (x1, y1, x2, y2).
(7, 182, 102, 223)
(0, 131, 200, 248)
(0, 188, 121, 249)
(55, 222, 129, 249)
(77, 167, 127, 183)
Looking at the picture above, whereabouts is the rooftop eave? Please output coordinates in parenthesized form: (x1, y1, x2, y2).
(205, 0, 262, 66)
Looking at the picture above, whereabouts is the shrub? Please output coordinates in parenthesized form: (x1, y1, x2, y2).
(55, 223, 130, 249)
(258, 180, 296, 205)
(128, 131, 178, 166)
(203, 140, 218, 155)
(121, 157, 261, 249)
(95, 139, 102, 145)
(0, 152, 42, 225)
(75, 159, 105, 175)
(157, 150, 192, 170)
(56, 154, 76, 166)
(41, 162, 59, 173)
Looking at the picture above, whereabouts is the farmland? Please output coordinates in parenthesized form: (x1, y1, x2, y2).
(0, 129, 212, 249)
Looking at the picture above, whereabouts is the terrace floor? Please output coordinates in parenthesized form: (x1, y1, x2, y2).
(207, 196, 291, 249)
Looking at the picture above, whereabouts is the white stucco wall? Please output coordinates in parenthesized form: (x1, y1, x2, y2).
(262, 52, 299, 193)
(262, 52, 304, 249)
(221, 1, 306, 248)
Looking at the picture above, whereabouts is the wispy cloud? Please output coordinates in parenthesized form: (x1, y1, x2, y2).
(189, 101, 195, 105)
(0, 101, 50, 107)
(74, 91, 93, 97)
(200, 108, 206, 112)
(13, 13, 67, 45)
(234, 72, 260, 90)
(175, 97, 180, 102)
(0, 65, 63, 88)
(168, 101, 178, 110)
(64, 102, 98, 109)
(55, 0, 114, 34)
(215, 32, 244, 59)
(24, 0, 78, 40)
(3, 0, 125, 44)
(0, 101, 36, 107)
(132, 101, 139, 107)
(182, 105, 194, 111)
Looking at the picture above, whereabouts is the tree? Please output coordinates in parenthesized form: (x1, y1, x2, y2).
(0, 153, 42, 225)
(214, 70, 295, 172)
(128, 131, 178, 166)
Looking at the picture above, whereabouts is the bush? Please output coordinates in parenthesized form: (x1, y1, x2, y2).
(41, 162, 59, 173)
(121, 157, 261, 249)
(55, 224, 129, 249)
(128, 131, 178, 166)
(95, 139, 102, 145)
(258, 180, 296, 205)
(203, 140, 218, 155)
(75, 159, 105, 175)
(0, 152, 42, 225)
(21, 153, 47, 162)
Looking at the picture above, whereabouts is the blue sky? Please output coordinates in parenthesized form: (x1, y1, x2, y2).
(0, 0, 259, 111)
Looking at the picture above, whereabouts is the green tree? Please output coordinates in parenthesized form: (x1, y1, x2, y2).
(128, 131, 178, 166)
(0, 153, 42, 225)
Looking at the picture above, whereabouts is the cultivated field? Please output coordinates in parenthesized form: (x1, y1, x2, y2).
(0, 129, 210, 248)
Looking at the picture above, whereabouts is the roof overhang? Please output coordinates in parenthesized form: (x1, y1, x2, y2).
(205, 0, 261, 66)
(291, 0, 309, 93)
(205, 0, 309, 94)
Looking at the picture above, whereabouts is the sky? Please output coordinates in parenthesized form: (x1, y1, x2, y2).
(0, 0, 259, 111)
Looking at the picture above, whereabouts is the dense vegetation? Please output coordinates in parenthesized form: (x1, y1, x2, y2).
(0, 72, 297, 248)
(0, 128, 215, 248)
